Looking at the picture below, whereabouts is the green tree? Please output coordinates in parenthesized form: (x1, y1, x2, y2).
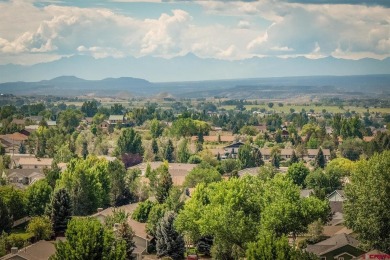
(156, 211, 185, 260)
(155, 162, 173, 204)
(152, 138, 159, 154)
(344, 151, 390, 253)
(163, 139, 175, 163)
(314, 148, 326, 169)
(150, 118, 163, 138)
(57, 109, 82, 133)
(81, 100, 98, 117)
(339, 138, 364, 161)
(18, 142, 26, 154)
(44, 165, 61, 189)
(0, 196, 12, 233)
(52, 217, 126, 260)
(0, 186, 26, 221)
(238, 143, 256, 168)
(146, 203, 167, 236)
(114, 128, 143, 157)
(132, 200, 155, 223)
(108, 160, 130, 206)
(27, 216, 53, 241)
(271, 152, 280, 168)
(116, 222, 136, 260)
(220, 159, 241, 176)
(246, 231, 318, 260)
(305, 169, 342, 198)
(177, 138, 191, 163)
(183, 164, 221, 188)
(290, 150, 299, 164)
(56, 156, 110, 215)
(50, 188, 72, 235)
(26, 180, 52, 216)
(286, 162, 310, 188)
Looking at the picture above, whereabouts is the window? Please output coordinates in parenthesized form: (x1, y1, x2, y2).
(338, 257, 344, 260)
(320, 257, 326, 260)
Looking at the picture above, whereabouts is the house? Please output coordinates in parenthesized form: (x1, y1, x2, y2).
(260, 148, 272, 161)
(127, 219, 154, 259)
(91, 204, 153, 260)
(17, 157, 53, 169)
(281, 129, 289, 138)
(327, 190, 346, 202)
(304, 149, 331, 161)
(46, 121, 57, 127)
(191, 135, 235, 143)
(92, 203, 139, 224)
(254, 124, 267, 133)
(129, 162, 197, 186)
(0, 240, 56, 260)
(238, 167, 260, 177)
(11, 118, 26, 126)
(0, 133, 28, 154)
(7, 169, 45, 186)
(26, 116, 43, 124)
(108, 115, 125, 125)
(280, 148, 294, 160)
(362, 136, 375, 142)
(306, 233, 365, 260)
(223, 141, 245, 158)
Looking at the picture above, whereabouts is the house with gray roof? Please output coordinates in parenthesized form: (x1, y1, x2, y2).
(306, 233, 365, 260)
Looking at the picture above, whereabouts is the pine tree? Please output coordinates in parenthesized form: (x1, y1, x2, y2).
(50, 188, 72, 235)
(315, 148, 326, 169)
(155, 162, 173, 204)
(117, 222, 136, 260)
(253, 148, 264, 167)
(0, 196, 12, 233)
(271, 152, 280, 168)
(164, 139, 174, 163)
(152, 138, 159, 155)
(290, 150, 299, 164)
(156, 211, 185, 260)
(19, 142, 26, 154)
(196, 236, 213, 256)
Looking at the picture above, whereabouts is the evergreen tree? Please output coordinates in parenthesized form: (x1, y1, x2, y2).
(0, 196, 12, 233)
(117, 222, 136, 260)
(177, 139, 191, 163)
(155, 162, 173, 204)
(50, 188, 72, 235)
(253, 148, 264, 167)
(81, 140, 88, 160)
(164, 139, 174, 163)
(271, 152, 280, 168)
(152, 138, 159, 155)
(315, 148, 326, 169)
(114, 128, 143, 157)
(156, 211, 185, 260)
(19, 142, 26, 154)
(290, 150, 299, 164)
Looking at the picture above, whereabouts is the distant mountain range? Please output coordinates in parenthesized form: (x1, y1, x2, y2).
(1, 54, 390, 83)
(0, 74, 389, 99)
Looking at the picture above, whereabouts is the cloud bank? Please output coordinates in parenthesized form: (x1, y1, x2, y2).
(0, 0, 389, 65)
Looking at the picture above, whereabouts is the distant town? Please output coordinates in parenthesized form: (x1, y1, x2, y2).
(0, 92, 389, 260)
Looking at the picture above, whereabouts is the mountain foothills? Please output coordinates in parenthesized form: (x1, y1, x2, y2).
(0, 91, 389, 260)
(1, 54, 390, 83)
(0, 74, 389, 99)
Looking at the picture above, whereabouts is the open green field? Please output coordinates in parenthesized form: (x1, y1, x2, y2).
(220, 104, 390, 114)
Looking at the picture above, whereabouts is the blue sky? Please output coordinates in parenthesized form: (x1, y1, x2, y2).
(0, 0, 389, 65)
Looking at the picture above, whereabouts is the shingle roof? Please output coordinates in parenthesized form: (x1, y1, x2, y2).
(306, 233, 361, 256)
(0, 240, 55, 260)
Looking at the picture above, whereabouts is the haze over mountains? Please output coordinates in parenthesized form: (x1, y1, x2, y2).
(1, 54, 390, 83)
(0, 74, 389, 99)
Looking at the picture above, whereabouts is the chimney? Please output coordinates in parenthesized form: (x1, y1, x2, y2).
(97, 208, 103, 213)
(11, 247, 18, 254)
